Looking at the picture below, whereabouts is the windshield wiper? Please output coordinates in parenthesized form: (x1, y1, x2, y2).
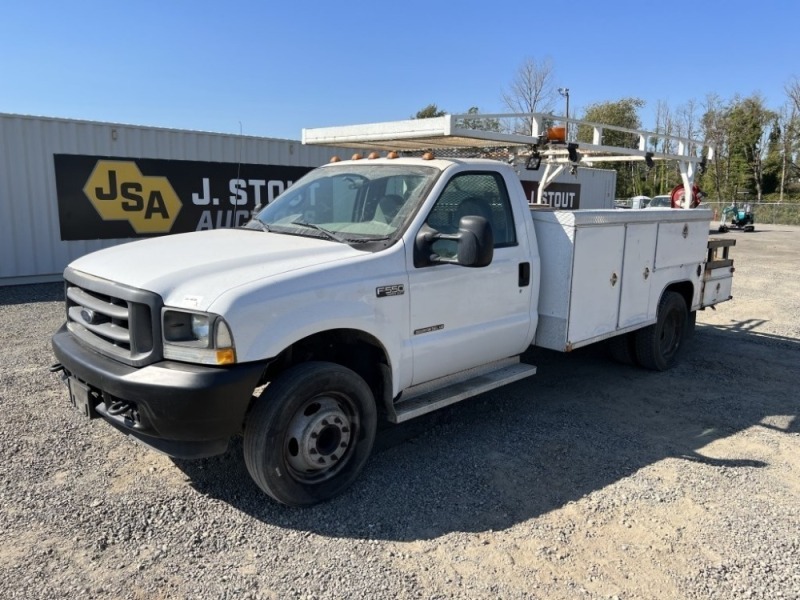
(346, 236, 392, 244)
(290, 219, 348, 243)
(243, 219, 271, 232)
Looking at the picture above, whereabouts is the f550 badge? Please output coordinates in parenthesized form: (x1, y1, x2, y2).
(83, 160, 182, 233)
(376, 284, 405, 297)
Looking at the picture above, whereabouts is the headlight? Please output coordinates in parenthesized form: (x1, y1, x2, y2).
(162, 309, 236, 365)
(191, 314, 210, 343)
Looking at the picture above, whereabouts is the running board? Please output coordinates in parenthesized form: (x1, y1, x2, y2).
(389, 357, 537, 423)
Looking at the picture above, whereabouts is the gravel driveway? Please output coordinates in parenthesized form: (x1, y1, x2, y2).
(1, 224, 798, 599)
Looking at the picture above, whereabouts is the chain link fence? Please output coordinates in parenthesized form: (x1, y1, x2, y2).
(701, 202, 800, 226)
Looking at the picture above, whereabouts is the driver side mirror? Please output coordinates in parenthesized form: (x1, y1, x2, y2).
(414, 215, 494, 268)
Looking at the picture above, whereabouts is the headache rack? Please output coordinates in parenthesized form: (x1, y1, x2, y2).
(303, 113, 712, 206)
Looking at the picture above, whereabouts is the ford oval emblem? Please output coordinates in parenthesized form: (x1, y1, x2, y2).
(80, 308, 96, 325)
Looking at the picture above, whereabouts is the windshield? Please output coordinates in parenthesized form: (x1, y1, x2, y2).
(649, 195, 671, 207)
(248, 163, 440, 243)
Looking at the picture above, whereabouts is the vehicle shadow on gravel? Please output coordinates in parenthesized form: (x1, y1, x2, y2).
(172, 322, 798, 541)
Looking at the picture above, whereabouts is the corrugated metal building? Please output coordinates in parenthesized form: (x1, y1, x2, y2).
(0, 113, 617, 286)
(0, 113, 353, 285)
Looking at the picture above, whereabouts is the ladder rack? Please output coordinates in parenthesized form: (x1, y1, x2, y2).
(302, 113, 712, 206)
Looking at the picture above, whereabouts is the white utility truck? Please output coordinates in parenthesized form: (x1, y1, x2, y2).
(51, 114, 735, 506)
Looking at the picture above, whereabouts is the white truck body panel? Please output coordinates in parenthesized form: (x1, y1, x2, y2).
(531, 207, 714, 351)
(208, 241, 414, 395)
(68, 229, 365, 312)
(703, 270, 734, 306)
(618, 222, 659, 328)
(69, 229, 414, 392)
(400, 161, 540, 385)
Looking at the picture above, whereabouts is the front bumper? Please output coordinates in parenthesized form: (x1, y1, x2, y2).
(52, 324, 265, 458)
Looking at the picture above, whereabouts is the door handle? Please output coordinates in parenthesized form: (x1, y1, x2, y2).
(519, 262, 531, 287)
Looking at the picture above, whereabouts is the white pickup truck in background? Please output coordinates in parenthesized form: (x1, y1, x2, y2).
(51, 114, 735, 506)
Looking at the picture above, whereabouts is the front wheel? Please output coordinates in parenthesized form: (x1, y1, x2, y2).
(634, 291, 689, 371)
(244, 361, 377, 506)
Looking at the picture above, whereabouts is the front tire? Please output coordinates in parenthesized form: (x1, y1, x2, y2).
(244, 362, 377, 506)
(634, 291, 689, 371)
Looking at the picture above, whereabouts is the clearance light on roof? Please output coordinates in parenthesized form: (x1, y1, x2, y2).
(387, 151, 399, 159)
(422, 152, 435, 160)
(329, 156, 341, 163)
(351, 153, 363, 160)
(368, 151, 380, 159)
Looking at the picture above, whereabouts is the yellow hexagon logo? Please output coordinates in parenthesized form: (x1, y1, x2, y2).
(83, 160, 182, 234)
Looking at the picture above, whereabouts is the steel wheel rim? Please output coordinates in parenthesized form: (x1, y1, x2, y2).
(284, 394, 358, 483)
(659, 310, 680, 359)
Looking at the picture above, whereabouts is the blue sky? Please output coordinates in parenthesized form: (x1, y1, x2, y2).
(1, 1, 798, 140)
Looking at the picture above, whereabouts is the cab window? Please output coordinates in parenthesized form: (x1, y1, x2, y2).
(425, 172, 517, 257)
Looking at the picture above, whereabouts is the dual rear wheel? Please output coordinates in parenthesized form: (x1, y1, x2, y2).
(608, 291, 691, 371)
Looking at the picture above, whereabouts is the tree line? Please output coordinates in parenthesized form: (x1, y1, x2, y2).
(414, 58, 800, 205)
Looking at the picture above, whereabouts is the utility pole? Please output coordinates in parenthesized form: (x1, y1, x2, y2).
(558, 87, 570, 140)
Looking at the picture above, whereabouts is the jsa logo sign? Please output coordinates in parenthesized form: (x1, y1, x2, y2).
(55, 154, 314, 241)
(83, 161, 182, 233)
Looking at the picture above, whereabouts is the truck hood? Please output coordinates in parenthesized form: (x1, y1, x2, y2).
(68, 229, 365, 310)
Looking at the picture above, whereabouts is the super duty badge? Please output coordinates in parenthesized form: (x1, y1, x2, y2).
(376, 284, 405, 298)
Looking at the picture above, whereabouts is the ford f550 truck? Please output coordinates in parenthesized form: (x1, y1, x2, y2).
(51, 114, 735, 506)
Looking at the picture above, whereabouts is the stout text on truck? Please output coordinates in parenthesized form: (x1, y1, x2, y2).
(51, 113, 736, 506)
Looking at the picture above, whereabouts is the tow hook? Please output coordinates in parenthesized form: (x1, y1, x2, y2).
(106, 400, 134, 416)
(49, 363, 68, 383)
(105, 400, 141, 426)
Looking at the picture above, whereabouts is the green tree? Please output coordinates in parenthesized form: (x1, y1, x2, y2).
(578, 97, 643, 146)
(700, 95, 731, 201)
(413, 104, 446, 119)
(456, 106, 501, 132)
(577, 98, 645, 197)
(780, 79, 800, 199)
(726, 95, 777, 201)
(763, 117, 783, 195)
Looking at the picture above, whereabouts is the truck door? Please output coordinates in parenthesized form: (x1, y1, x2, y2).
(407, 171, 534, 385)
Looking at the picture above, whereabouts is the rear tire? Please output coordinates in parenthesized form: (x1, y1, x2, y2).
(244, 361, 377, 506)
(634, 291, 689, 371)
(608, 332, 637, 366)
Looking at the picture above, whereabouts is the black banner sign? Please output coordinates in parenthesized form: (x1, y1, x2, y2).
(54, 154, 314, 240)
(520, 181, 581, 209)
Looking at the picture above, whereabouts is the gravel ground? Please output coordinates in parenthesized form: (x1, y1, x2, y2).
(1, 224, 798, 599)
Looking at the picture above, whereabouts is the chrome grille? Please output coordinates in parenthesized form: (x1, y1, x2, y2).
(64, 268, 162, 367)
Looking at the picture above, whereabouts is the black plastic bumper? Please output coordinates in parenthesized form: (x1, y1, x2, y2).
(52, 324, 265, 458)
